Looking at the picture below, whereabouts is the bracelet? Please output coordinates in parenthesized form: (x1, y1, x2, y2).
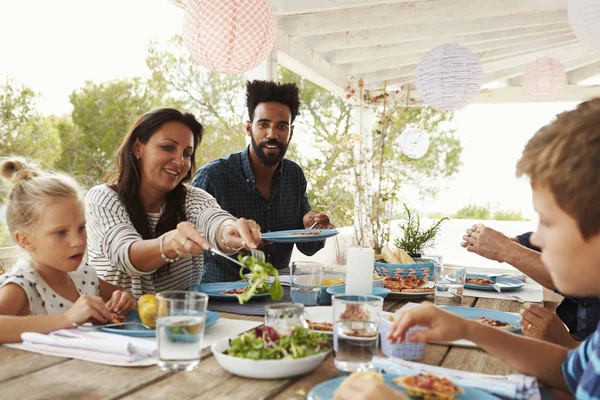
(159, 234, 179, 263)
(221, 222, 243, 253)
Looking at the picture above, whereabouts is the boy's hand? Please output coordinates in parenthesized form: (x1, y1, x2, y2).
(106, 290, 136, 315)
(387, 302, 471, 344)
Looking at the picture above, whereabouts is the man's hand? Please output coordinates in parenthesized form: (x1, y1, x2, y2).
(461, 224, 514, 263)
(303, 210, 335, 229)
(520, 303, 579, 349)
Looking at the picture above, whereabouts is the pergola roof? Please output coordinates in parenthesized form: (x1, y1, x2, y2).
(171, 0, 600, 103)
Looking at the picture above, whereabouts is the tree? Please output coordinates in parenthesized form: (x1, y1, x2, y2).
(146, 36, 247, 166)
(0, 220, 9, 248)
(452, 203, 528, 221)
(55, 78, 173, 187)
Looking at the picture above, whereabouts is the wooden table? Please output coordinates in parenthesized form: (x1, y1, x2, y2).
(0, 295, 524, 400)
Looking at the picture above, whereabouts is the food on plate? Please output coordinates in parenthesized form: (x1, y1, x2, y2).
(395, 247, 416, 264)
(384, 276, 434, 293)
(466, 277, 494, 285)
(109, 312, 125, 324)
(339, 304, 371, 321)
(306, 320, 333, 332)
(220, 286, 268, 296)
(344, 328, 377, 338)
(340, 370, 385, 388)
(393, 373, 464, 399)
(320, 277, 345, 286)
(474, 316, 516, 329)
(137, 294, 157, 328)
(236, 255, 283, 304)
(227, 326, 329, 360)
(382, 246, 402, 264)
(290, 230, 322, 236)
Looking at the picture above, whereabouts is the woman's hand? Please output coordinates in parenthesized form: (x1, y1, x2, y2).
(106, 290, 137, 315)
(163, 221, 211, 259)
(387, 302, 471, 344)
(64, 295, 111, 325)
(520, 303, 579, 349)
(220, 218, 262, 251)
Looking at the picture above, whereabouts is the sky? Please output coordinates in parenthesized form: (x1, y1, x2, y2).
(0, 0, 586, 222)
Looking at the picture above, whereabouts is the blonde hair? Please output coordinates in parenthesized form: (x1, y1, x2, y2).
(516, 98, 600, 239)
(1, 157, 84, 237)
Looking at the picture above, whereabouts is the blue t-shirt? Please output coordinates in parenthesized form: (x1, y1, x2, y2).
(562, 323, 600, 397)
(518, 231, 600, 340)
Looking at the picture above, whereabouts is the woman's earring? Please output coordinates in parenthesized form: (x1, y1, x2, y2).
(129, 151, 141, 183)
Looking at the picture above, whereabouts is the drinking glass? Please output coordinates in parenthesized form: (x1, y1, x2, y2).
(332, 294, 383, 372)
(156, 291, 208, 372)
(290, 261, 324, 306)
(264, 303, 308, 335)
(434, 265, 467, 306)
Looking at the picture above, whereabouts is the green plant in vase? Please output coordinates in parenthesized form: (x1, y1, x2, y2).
(394, 203, 448, 258)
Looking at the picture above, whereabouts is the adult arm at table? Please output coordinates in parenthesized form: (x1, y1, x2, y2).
(388, 303, 570, 391)
(462, 224, 556, 290)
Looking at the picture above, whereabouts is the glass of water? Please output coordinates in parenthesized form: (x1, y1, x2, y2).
(265, 303, 308, 335)
(434, 265, 467, 306)
(332, 294, 383, 372)
(156, 291, 208, 372)
(290, 261, 324, 306)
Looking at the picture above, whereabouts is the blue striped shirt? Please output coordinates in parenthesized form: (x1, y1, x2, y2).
(191, 146, 324, 282)
(563, 322, 600, 398)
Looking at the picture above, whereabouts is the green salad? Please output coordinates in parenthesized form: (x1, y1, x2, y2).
(236, 255, 283, 304)
(227, 326, 329, 360)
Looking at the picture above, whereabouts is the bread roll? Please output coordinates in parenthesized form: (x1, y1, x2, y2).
(395, 248, 416, 264)
(382, 246, 401, 264)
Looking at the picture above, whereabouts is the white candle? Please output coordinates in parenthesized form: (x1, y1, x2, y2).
(345, 247, 374, 295)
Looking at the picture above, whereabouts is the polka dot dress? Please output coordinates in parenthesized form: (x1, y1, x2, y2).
(0, 259, 99, 315)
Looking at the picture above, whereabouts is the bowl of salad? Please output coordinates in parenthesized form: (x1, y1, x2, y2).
(211, 326, 330, 379)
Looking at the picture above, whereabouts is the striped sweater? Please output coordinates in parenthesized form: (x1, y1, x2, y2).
(85, 184, 233, 298)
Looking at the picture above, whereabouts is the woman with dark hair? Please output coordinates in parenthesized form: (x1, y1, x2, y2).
(85, 108, 261, 297)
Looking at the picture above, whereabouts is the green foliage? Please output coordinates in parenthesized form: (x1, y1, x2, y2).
(453, 204, 528, 221)
(0, 219, 10, 249)
(146, 36, 247, 166)
(394, 203, 448, 256)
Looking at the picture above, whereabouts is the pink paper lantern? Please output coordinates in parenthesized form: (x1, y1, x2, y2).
(182, 0, 277, 74)
(523, 58, 566, 95)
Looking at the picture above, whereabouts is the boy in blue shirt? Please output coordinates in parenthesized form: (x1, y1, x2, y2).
(386, 98, 600, 398)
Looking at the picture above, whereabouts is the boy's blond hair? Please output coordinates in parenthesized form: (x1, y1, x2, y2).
(1, 157, 83, 237)
(516, 98, 600, 239)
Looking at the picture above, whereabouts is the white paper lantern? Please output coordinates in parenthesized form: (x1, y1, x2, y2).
(523, 58, 566, 95)
(398, 128, 430, 159)
(415, 44, 483, 111)
(182, 0, 277, 74)
(568, 0, 600, 53)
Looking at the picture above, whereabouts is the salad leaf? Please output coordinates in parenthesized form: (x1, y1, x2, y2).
(227, 326, 329, 360)
(235, 255, 284, 304)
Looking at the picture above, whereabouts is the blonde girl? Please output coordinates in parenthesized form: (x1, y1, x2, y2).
(0, 158, 136, 343)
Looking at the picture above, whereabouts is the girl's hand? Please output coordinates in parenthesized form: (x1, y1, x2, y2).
(64, 295, 111, 325)
(221, 218, 262, 251)
(106, 290, 136, 314)
(387, 302, 471, 344)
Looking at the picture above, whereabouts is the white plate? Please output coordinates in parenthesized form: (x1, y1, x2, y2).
(304, 306, 334, 336)
(386, 281, 435, 299)
(211, 339, 329, 379)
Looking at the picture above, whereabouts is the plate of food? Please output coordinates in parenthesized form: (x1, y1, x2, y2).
(307, 370, 499, 399)
(304, 306, 334, 335)
(442, 306, 521, 333)
(211, 325, 330, 379)
(325, 285, 391, 299)
(465, 274, 525, 292)
(99, 308, 220, 337)
(261, 229, 339, 243)
(383, 276, 435, 298)
(190, 282, 272, 300)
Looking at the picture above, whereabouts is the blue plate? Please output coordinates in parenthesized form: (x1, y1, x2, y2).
(307, 373, 499, 400)
(442, 306, 521, 333)
(261, 229, 339, 243)
(190, 282, 271, 300)
(99, 309, 220, 337)
(326, 285, 391, 299)
(465, 274, 525, 292)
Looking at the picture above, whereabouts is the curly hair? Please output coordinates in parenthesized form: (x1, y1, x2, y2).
(246, 80, 300, 123)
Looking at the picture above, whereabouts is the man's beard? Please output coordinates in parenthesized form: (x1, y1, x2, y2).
(251, 136, 289, 167)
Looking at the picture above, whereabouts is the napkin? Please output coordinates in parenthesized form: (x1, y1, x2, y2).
(373, 356, 541, 400)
